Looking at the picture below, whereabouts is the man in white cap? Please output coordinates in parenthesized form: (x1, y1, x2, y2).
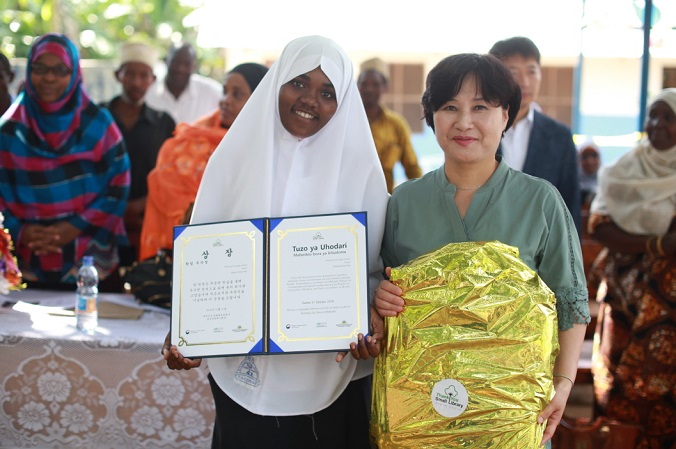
(102, 41, 176, 269)
(358, 57, 422, 193)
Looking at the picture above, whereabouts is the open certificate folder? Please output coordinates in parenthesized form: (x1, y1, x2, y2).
(170, 212, 370, 358)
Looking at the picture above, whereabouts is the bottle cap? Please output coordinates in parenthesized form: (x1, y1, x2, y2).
(83, 255, 94, 266)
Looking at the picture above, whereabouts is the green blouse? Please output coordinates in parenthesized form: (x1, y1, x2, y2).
(382, 160, 591, 330)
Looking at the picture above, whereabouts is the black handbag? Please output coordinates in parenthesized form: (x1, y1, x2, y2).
(121, 249, 172, 309)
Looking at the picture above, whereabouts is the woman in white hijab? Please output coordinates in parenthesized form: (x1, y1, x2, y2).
(162, 35, 388, 448)
(588, 88, 676, 449)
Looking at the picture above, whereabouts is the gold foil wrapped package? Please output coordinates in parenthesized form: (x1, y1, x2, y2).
(371, 241, 559, 448)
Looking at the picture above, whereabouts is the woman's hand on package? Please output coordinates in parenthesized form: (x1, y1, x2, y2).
(162, 332, 201, 370)
(538, 377, 574, 446)
(374, 267, 404, 317)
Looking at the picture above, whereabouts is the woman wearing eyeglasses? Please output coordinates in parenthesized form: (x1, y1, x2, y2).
(0, 33, 130, 290)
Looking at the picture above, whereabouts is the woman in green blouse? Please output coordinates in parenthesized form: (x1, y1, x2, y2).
(370, 53, 590, 447)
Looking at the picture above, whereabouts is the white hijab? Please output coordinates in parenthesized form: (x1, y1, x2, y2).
(591, 88, 676, 235)
(191, 35, 389, 415)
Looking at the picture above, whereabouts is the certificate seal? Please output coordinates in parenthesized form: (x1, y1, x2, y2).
(431, 379, 468, 418)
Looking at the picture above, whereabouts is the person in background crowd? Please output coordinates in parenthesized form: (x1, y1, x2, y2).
(102, 42, 175, 268)
(0, 51, 15, 117)
(578, 142, 604, 302)
(371, 53, 589, 448)
(578, 143, 601, 207)
(144, 42, 222, 124)
(161, 35, 388, 449)
(589, 88, 676, 449)
(0, 33, 129, 290)
(358, 57, 422, 193)
(139, 62, 268, 260)
(489, 36, 581, 233)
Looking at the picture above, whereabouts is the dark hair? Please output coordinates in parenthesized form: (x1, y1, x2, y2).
(421, 53, 521, 133)
(488, 36, 541, 65)
(579, 144, 600, 158)
(357, 69, 387, 87)
(0, 52, 12, 75)
(228, 62, 268, 92)
(166, 42, 196, 63)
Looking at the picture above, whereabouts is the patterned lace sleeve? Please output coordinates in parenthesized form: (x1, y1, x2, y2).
(554, 286, 591, 331)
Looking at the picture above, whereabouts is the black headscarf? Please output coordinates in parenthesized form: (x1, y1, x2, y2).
(228, 63, 268, 92)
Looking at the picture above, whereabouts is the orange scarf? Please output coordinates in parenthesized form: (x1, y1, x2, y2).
(139, 111, 226, 260)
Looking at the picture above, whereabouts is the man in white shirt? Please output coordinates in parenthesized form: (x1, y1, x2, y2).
(489, 37, 581, 233)
(144, 42, 222, 124)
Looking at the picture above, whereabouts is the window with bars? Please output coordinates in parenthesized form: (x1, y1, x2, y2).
(382, 63, 575, 132)
(539, 66, 574, 127)
(382, 63, 425, 133)
(664, 67, 676, 88)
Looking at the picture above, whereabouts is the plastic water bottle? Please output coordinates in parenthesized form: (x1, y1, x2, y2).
(76, 256, 98, 334)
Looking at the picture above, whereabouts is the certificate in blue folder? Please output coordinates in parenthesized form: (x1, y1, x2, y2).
(170, 212, 369, 358)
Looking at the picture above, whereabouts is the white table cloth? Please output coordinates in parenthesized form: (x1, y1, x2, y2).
(0, 290, 214, 449)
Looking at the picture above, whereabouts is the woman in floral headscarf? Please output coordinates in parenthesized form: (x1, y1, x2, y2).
(0, 33, 129, 288)
(589, 88, 676, 449)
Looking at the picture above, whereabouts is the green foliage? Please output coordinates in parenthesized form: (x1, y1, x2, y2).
(0, 0, 202, 60)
